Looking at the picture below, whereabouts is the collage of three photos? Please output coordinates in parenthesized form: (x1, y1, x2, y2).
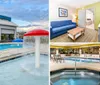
(0, 0, 100, 85)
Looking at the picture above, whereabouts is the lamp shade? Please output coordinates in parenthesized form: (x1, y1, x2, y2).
(98, 23, 100, 27)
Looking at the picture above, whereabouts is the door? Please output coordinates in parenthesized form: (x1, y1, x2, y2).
(86, 8, 95, 30)
(78, 9, 86, 28)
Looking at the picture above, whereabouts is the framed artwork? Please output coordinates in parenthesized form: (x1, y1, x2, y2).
(58, 8, 68, 17)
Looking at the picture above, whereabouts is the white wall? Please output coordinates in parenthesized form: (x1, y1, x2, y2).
(49, 0, 76, 21)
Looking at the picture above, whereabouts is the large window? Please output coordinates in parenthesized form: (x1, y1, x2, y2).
(1, 34, 14, 41)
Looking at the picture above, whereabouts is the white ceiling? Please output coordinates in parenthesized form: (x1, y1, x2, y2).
(54, 0, 100, 8)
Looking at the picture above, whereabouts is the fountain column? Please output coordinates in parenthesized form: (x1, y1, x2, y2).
(23, 28, 49, 68)
(35, 36, 40, 68)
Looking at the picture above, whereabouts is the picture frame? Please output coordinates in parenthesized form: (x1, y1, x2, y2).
(58, 8, 68, 17)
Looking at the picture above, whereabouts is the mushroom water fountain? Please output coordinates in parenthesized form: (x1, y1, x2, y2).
(24, 28, 49, 68)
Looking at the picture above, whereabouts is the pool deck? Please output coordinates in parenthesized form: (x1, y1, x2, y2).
(0, 44, 48, 62)
(50, 60, 100, 72)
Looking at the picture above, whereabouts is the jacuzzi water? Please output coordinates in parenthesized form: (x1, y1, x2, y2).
(0, 53, 49, 85)
(0, 44, 22, 50)
(52, 71, 100, 85)
(53, 78, 100, 85)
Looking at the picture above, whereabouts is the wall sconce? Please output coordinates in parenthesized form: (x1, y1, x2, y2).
(98, 22, 100, 28)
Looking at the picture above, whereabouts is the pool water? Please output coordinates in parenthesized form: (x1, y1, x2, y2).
(53, 78, 100, 85)
(0, 44, 23, 50)
(0, 54, 49, 85)
(52, 71, 100, 85)
(65, 57, 100, 63)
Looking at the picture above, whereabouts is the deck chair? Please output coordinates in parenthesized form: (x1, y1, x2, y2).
(56, 54, 64, 63)
(50, 54, 58, 62)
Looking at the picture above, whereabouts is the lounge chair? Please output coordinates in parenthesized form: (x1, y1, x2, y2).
(55, 54, 64, 63)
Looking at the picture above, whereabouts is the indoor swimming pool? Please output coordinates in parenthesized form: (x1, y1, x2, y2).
(65, 57, 100, 63)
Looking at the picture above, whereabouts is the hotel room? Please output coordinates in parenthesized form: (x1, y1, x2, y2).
(50, 0, 100, 42)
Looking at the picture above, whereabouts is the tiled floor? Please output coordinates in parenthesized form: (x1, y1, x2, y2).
(50, 60, 100, 72)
